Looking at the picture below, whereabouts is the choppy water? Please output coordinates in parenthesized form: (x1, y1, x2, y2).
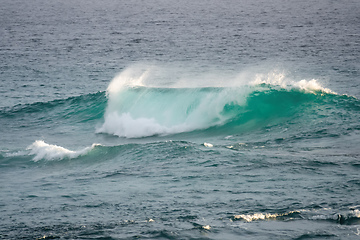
(1, 0, 360, 239)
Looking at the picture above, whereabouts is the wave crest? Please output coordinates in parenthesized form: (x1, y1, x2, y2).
(252, 71, 336, 94)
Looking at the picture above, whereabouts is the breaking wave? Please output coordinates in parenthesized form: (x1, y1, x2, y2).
(96, 65, 354, 138)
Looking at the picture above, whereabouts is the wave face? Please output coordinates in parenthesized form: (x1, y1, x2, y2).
(97, 86, 251, 137)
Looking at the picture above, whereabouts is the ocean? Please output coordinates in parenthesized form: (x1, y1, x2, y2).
(1, 0, 360, 239)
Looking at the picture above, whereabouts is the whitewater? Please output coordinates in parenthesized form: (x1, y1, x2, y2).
(1, 0, 360, 239)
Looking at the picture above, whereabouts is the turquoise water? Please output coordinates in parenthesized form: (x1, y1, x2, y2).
(1, 0, 360, 239)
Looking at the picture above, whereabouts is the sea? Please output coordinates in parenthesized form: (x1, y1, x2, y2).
(1, 0, 360, 239)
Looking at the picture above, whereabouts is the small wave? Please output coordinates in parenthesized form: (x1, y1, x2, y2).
(3, 140, 192, 166)
(27, 140, 100, 162)
(231, 209, 360, 225)
(233, 208, 360, 225)
(232, 211, 301, 222)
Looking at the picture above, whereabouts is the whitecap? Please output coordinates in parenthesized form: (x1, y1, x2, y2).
(251, 70, 336, 94)
(234, 213, 278, 222)
(27, 140, 99, 161)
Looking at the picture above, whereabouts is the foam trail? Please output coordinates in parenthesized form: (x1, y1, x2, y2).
(27, 140, 99, 161)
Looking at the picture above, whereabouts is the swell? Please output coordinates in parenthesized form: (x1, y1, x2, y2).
(0, 91, 107, 123)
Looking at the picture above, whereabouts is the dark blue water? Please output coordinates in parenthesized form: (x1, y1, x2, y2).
(1, 0, 360, 239)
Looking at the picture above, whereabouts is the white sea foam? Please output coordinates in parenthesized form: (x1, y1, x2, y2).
(96, 112, 189, 138)
(294, 79, 335, 94)
(252, 71, 336, 94)
(234, 213, 279, 222)
(202, 225, 211, 230)
(233, 211, 300, 222)
(27, 140, 99, 161)
(353, 209, 360, 218)
(311, 215, 328, 220)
